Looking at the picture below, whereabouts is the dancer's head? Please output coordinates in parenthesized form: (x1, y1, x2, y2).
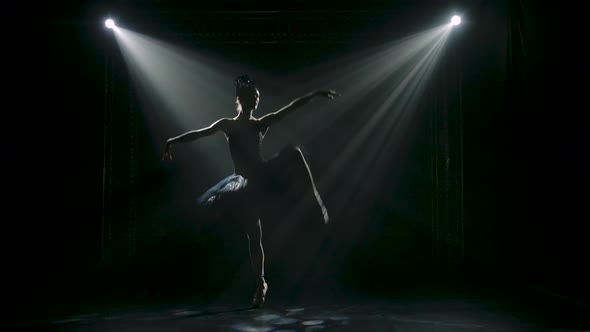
(234, 74, 259, 114)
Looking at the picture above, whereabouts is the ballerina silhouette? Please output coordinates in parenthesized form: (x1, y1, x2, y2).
(163, 74, 339, 308)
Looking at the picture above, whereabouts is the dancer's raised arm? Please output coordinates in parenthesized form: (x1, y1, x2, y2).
(259, 90, 339, 127)
(162, 118, 229, 160)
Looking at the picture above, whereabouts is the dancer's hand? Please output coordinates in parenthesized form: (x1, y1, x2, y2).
(162, 142, 173, 161)
(316, 90, 340, 100)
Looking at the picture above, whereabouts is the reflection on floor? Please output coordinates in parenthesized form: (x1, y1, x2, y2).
(8, 295, 590, 332)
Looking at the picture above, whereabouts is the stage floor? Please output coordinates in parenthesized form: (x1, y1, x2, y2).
(8, 292, 590, 331)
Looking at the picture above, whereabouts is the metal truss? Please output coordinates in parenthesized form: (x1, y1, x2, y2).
(115, 9, 424, 44)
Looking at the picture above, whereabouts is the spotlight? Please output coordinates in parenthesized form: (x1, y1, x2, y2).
(105, 18, 115, 29)
(450, 15, 461, 26)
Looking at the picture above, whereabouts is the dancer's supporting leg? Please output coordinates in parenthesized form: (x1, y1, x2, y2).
(246, 218, 268, 308)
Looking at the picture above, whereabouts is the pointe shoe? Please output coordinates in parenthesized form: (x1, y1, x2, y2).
(321, 205, 329, 224)
(252, 282, 268, 308)
(313, 190, 329, 224)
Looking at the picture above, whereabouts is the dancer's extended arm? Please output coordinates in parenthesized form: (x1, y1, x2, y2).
(259, 90, 339, 126)
(163, 118, 229, 160)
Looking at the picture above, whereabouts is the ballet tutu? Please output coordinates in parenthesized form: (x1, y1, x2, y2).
(197, 173, 249, 209)
(194, 145, 326, 227)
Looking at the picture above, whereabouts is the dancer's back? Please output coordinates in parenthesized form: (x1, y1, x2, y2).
(223, 118, 268, 179)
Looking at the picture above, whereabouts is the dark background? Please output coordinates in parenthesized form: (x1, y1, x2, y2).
(7, 0, 585, 323)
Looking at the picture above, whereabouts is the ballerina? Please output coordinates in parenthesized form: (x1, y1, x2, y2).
(163, 74, 339, 308)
